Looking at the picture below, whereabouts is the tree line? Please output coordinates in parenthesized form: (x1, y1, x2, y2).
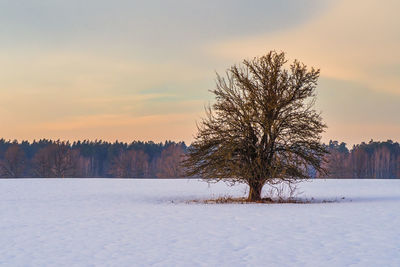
(0, 138, 399, 179)
(322, 140, 400, 179)
(0, 139, 186, 178)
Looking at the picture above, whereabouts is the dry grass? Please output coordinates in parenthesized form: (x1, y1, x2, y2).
(185, 196, 334, 204)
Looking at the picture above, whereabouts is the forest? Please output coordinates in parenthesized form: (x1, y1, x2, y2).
(0, 139, 186, 178)
(0, 139, 399, 178)
(323, 140, 400, 179)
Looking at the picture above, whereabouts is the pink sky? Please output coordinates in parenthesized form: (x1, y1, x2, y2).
(0, 0, 399, 146)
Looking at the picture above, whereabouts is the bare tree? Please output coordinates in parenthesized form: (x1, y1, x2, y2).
(323, 141, 351, 178)
(110, 150, 149, 178)
(32, 146, 55, 177)
(0, 144, 26, 178)
(52, 141, 79, 178)
(183, 51, 328, 201)
(157, 144, 186, 178)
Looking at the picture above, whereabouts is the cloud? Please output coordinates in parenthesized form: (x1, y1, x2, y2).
(0, 0, 328, 46)
(206, 0, 400, 144)
(0, 49, 208, 93)
(31, 112, 201, 143)
(208, 0, 400, 95)
(0, 0, 398, 144)
(317, 77, 400, 145)
(324, 121, 400, 147)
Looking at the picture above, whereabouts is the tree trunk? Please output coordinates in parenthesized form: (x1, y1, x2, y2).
(248, 181, 263, 201)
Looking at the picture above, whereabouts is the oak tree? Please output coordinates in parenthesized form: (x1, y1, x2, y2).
(184, 51, 328, 201)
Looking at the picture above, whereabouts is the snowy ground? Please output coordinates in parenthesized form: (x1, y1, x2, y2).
(1, 179, 400, 267)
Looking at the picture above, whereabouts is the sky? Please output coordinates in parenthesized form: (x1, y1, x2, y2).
(0, 0, 399, 146)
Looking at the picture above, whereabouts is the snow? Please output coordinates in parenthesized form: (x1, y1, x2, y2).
(1, 178, 400, 266)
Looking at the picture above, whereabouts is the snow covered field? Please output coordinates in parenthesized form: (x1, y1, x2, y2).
(1, 179, 400, 266)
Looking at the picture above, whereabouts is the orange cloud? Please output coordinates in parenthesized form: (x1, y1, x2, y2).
(23, 112, 202, 143)
(324, 121, 400, 147)
(208, 0, 400, 95)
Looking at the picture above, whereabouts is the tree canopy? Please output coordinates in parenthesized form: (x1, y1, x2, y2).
(183, 51, 328, 201)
